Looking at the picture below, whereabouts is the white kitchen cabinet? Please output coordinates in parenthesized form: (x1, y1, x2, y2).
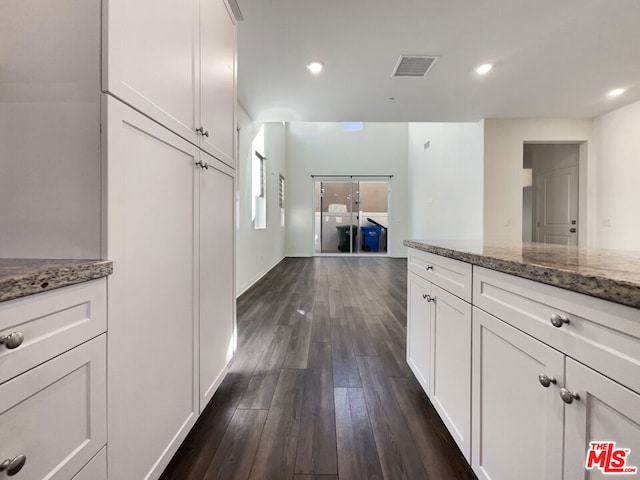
(0, 335, 106, 480)
(104, 0, 200, 144)
(105, 0, 237, 167)
(72, 448, 107, 480)
(105, 95, 236, 479)
(407, 271, 432, 393)
(198, 153, 236, 411)
(105, 96, 200, 480)
(406, 248, 472, 461)
(199, 0, 237, 168)
(472, 307, 564, 480)
(0, 278, 106, 385)
(430, 284, 471, 461)
(563, 358, 640, 479)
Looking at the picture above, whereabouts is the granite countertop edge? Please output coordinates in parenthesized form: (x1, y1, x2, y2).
(0, 260, 114, 303)
(404, 240, 640, 309)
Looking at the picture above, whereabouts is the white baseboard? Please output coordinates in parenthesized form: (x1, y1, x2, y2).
(236, 256, 286, 297)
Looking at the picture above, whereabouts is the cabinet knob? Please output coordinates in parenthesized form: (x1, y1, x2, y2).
(424, 265, 433, 271)
(0, 332, 24, 350)
(422, 293, 427, 299)
(538, 373, 557, 388)
(559, 388, 580, 404)
(550, 313, 570, 328)
(0, 455, 26, 476)
(425, 295, 434, 303)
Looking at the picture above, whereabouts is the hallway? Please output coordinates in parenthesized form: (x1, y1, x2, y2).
(160, 257, 475, 480)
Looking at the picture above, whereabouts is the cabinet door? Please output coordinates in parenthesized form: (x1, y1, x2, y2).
(472, 308, 564, 480)
(105, 0, 199, 144)
(199, 154, 236, 411)
(0, 335, 105, 480)
(564, 358, 640, 479)
(430, 285, 472, 461)
(407, 272, 432, 393)
(105, 96, 199, 480)
(199, 0, 236, 168)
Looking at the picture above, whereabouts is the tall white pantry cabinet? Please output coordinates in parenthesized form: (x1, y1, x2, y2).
(103, 1, 238, 479)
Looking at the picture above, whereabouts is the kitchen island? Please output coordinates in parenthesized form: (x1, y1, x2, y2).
(404, 240, 640, 480)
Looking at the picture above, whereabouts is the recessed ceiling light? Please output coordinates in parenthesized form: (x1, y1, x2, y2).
(306, 61, 324, 74)
(608, 88, 625, 97)
(476, 63, 493, 75)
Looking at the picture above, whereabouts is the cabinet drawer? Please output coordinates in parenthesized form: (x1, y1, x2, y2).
(474, 266, 640, 394)
(0, 278, 106, 384)
(0, 335, 106, 480)
(72, 447, 106, 480)
(408, 249, 471, 301)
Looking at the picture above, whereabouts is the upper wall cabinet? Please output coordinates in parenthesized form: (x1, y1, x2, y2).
(104, 0, 237, 168)
(199, 0, 236, 167)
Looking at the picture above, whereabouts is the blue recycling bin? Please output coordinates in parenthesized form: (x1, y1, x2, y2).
(361, 225, 382, 252)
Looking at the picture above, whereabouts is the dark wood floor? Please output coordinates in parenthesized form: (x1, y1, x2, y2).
(160, 257, 476, 480)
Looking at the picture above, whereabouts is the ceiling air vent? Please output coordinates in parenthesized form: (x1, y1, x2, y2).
(392, 55, 438, 77)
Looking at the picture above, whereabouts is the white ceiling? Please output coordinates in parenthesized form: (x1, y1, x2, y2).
(236, 0, 640, 123)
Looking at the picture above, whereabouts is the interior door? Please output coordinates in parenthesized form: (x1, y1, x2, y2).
(536, 164, 579, 245)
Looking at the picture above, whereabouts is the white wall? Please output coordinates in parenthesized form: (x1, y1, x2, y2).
(407, 122, 484, 241)
(483, 119, 592, 242)
(285, 122, 409, 257)
(592, 100, 640, 251)
(236, 106, 287, 295)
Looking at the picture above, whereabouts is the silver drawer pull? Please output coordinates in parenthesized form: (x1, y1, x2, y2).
(538, 373, 557, 388)
(560, 388, 580, 404)
(0, 332, 24, 350)
(0, 455, 27, 476)
(425, 295, 434, 303)
(425, 265, 433, 271)
(550, 313, 570, 328)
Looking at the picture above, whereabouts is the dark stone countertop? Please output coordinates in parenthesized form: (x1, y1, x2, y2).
(404, 240, 640, 309)
(0, 259, 113, 303)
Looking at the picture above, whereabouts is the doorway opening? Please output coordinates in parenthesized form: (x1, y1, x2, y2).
(522, 143, 583, 246)
(313, 177, 390, 255)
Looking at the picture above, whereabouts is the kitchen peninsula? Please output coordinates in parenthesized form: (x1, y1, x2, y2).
(404, 239, 640, 480)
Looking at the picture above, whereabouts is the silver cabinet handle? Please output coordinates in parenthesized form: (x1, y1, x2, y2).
(425, 295, 434, 303)
(196, 126, 210, 137)
(195, 161, 209, 170)
(550, 313, 570, 328)
(0, 332, 24, 350)
(0, 455, 27, 476)
(538, 373, 557, 388)
(560, 388, 580, 404)
(425, 265, 433, 271)
(422, 293, 427, 299)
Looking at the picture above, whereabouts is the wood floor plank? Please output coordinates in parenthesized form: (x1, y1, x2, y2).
(238, 325, 293, 409)
(293, 476, 338, 480)
(203, 409, 268, 480)
(362, 314, 413, 378)
(389, 376, 477, 480)
(334, 387, 384, 480)
(248, 369, 306, 480)
(295, 341, 338, 475)
(344, 307, 377, 356)
(330, 318, 362, 388)
(357, 355, 429, 480)
(283, 315, 313, 369)
(311, 300, 331, 343)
